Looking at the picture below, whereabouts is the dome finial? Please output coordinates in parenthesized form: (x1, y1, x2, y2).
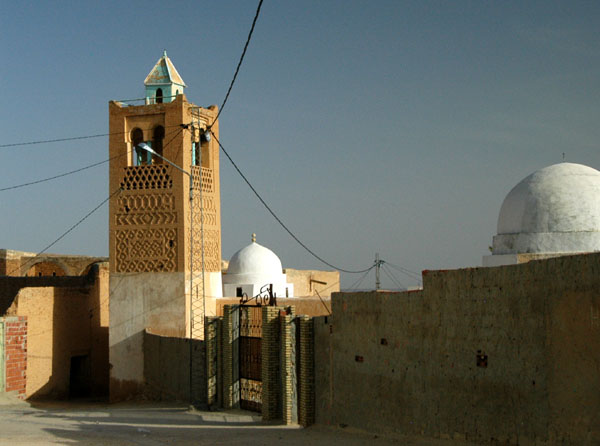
(251, 233, 256, 243)
(163, 49, 167, 58)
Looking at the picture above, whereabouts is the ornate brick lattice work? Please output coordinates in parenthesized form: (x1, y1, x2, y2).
(191, 191, 221, 273)
(190, 167, 220, 273)
(191, 166, 214, 193)
(115, 227, 177, 272)
(120, 165, 173, 190)
(115, 193, 177, 226)
(115, 170, 178, 272)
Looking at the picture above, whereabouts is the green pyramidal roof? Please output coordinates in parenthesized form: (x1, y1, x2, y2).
(144, 50, 186, 87)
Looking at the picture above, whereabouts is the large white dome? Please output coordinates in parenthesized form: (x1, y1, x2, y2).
(492, 162, 600, 254)
(227, 241, 283, 277)
(222, 235, 293, 298)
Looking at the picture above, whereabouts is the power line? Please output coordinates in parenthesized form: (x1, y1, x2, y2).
(208, 0, 264, 130)
(0, 154, 121, 192)
(347, 266, 374, 290)
(7, 187, 121, 276)
(211, 131, 373, 274)
(385, 262, 422, 283)
(0, 127, 184, 192)
(0, 124, 186, 149)
(381, 264, 406, 290)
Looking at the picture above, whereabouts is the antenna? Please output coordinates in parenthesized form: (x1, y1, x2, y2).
(562, 152, 566, 161)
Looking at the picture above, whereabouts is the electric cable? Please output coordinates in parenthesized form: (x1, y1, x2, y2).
(381, 264, 406, 290)
(210, 130, 374, 274)
(1, 127, 184, 192)
(347, 266, 374, 290)
(0, 154, 125, 192)
(7, 187, 122, 276)
(385, 262, 422, 283)
(207, 0, 264, 130)
(0, 123, 186, 149)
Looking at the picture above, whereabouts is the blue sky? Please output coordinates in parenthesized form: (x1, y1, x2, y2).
(2, 1, 600, 289)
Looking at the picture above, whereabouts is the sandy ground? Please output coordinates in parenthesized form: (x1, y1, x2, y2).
(0, 396, 465, 446)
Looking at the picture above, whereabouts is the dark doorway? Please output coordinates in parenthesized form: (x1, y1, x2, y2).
(69, 355, 91, 398)
(156, 88, 163, 103)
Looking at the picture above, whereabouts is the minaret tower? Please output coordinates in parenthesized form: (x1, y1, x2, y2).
(107, 52, 222, 400)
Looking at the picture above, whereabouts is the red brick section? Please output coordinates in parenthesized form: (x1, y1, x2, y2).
(4, 317, 27, 399)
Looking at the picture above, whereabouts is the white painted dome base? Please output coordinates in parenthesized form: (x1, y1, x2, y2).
(492, 231, 600, 255)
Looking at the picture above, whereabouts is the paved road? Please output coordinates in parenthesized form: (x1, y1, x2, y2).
(0, 397, 462, 445)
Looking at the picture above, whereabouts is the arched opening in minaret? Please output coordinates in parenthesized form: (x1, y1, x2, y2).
(131, 127, 150, 166)
(192, 132, 211, 167)
(156, 88, 163, 104)
(152, 126, 165, 164)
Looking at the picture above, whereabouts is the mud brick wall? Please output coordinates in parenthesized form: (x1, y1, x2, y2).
(314, 253, 600, 445)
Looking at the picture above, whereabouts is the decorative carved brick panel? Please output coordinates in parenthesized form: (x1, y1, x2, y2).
(115, 228, 177, 272)
(190, 186, 220, 272)
(120, 165, 173, 190)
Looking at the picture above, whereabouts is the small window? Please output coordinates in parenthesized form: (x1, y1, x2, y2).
(236, 287, 243, 297)
(156, 88, 163, 104)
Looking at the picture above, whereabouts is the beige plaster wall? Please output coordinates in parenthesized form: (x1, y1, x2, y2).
(10, 264, 109, 400)
(315, 253, 600, 444)
(109, 272, 186, 400)
(283, 269, 340, 297)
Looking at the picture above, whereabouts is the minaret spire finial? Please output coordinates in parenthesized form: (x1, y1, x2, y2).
(252, 233, 256, 243)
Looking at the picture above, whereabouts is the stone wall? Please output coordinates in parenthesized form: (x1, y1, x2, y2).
(315, 253, 600, 444)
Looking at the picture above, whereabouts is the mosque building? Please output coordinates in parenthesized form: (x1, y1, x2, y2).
(222, 234, 294, 298)
(483, 162, 600, 267)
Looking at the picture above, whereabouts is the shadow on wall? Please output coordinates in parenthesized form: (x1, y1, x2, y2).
(26, 264, 109, 401)
(143, 332, 205, 403)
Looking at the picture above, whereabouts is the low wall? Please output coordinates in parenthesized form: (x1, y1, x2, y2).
(315, 253, 600, 444)
(143, 331, 205, 403)
(215, 297, 331, 318)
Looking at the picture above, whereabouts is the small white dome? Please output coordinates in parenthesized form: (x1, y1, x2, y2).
(227, 241, 283, 276)
(492, 162, 600, 254)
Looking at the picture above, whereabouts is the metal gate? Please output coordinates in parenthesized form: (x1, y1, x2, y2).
(239, 305, 262, 412)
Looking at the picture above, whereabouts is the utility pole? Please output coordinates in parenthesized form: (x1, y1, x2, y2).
(375, 253, 381, 290)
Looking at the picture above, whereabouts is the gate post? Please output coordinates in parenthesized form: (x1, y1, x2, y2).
(205, 316, 221, 407)
(261, 306, 281, 420)
(281, 308, 297, 424)
(298, 316, 315, 426)
(222, 305, 239, 409)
